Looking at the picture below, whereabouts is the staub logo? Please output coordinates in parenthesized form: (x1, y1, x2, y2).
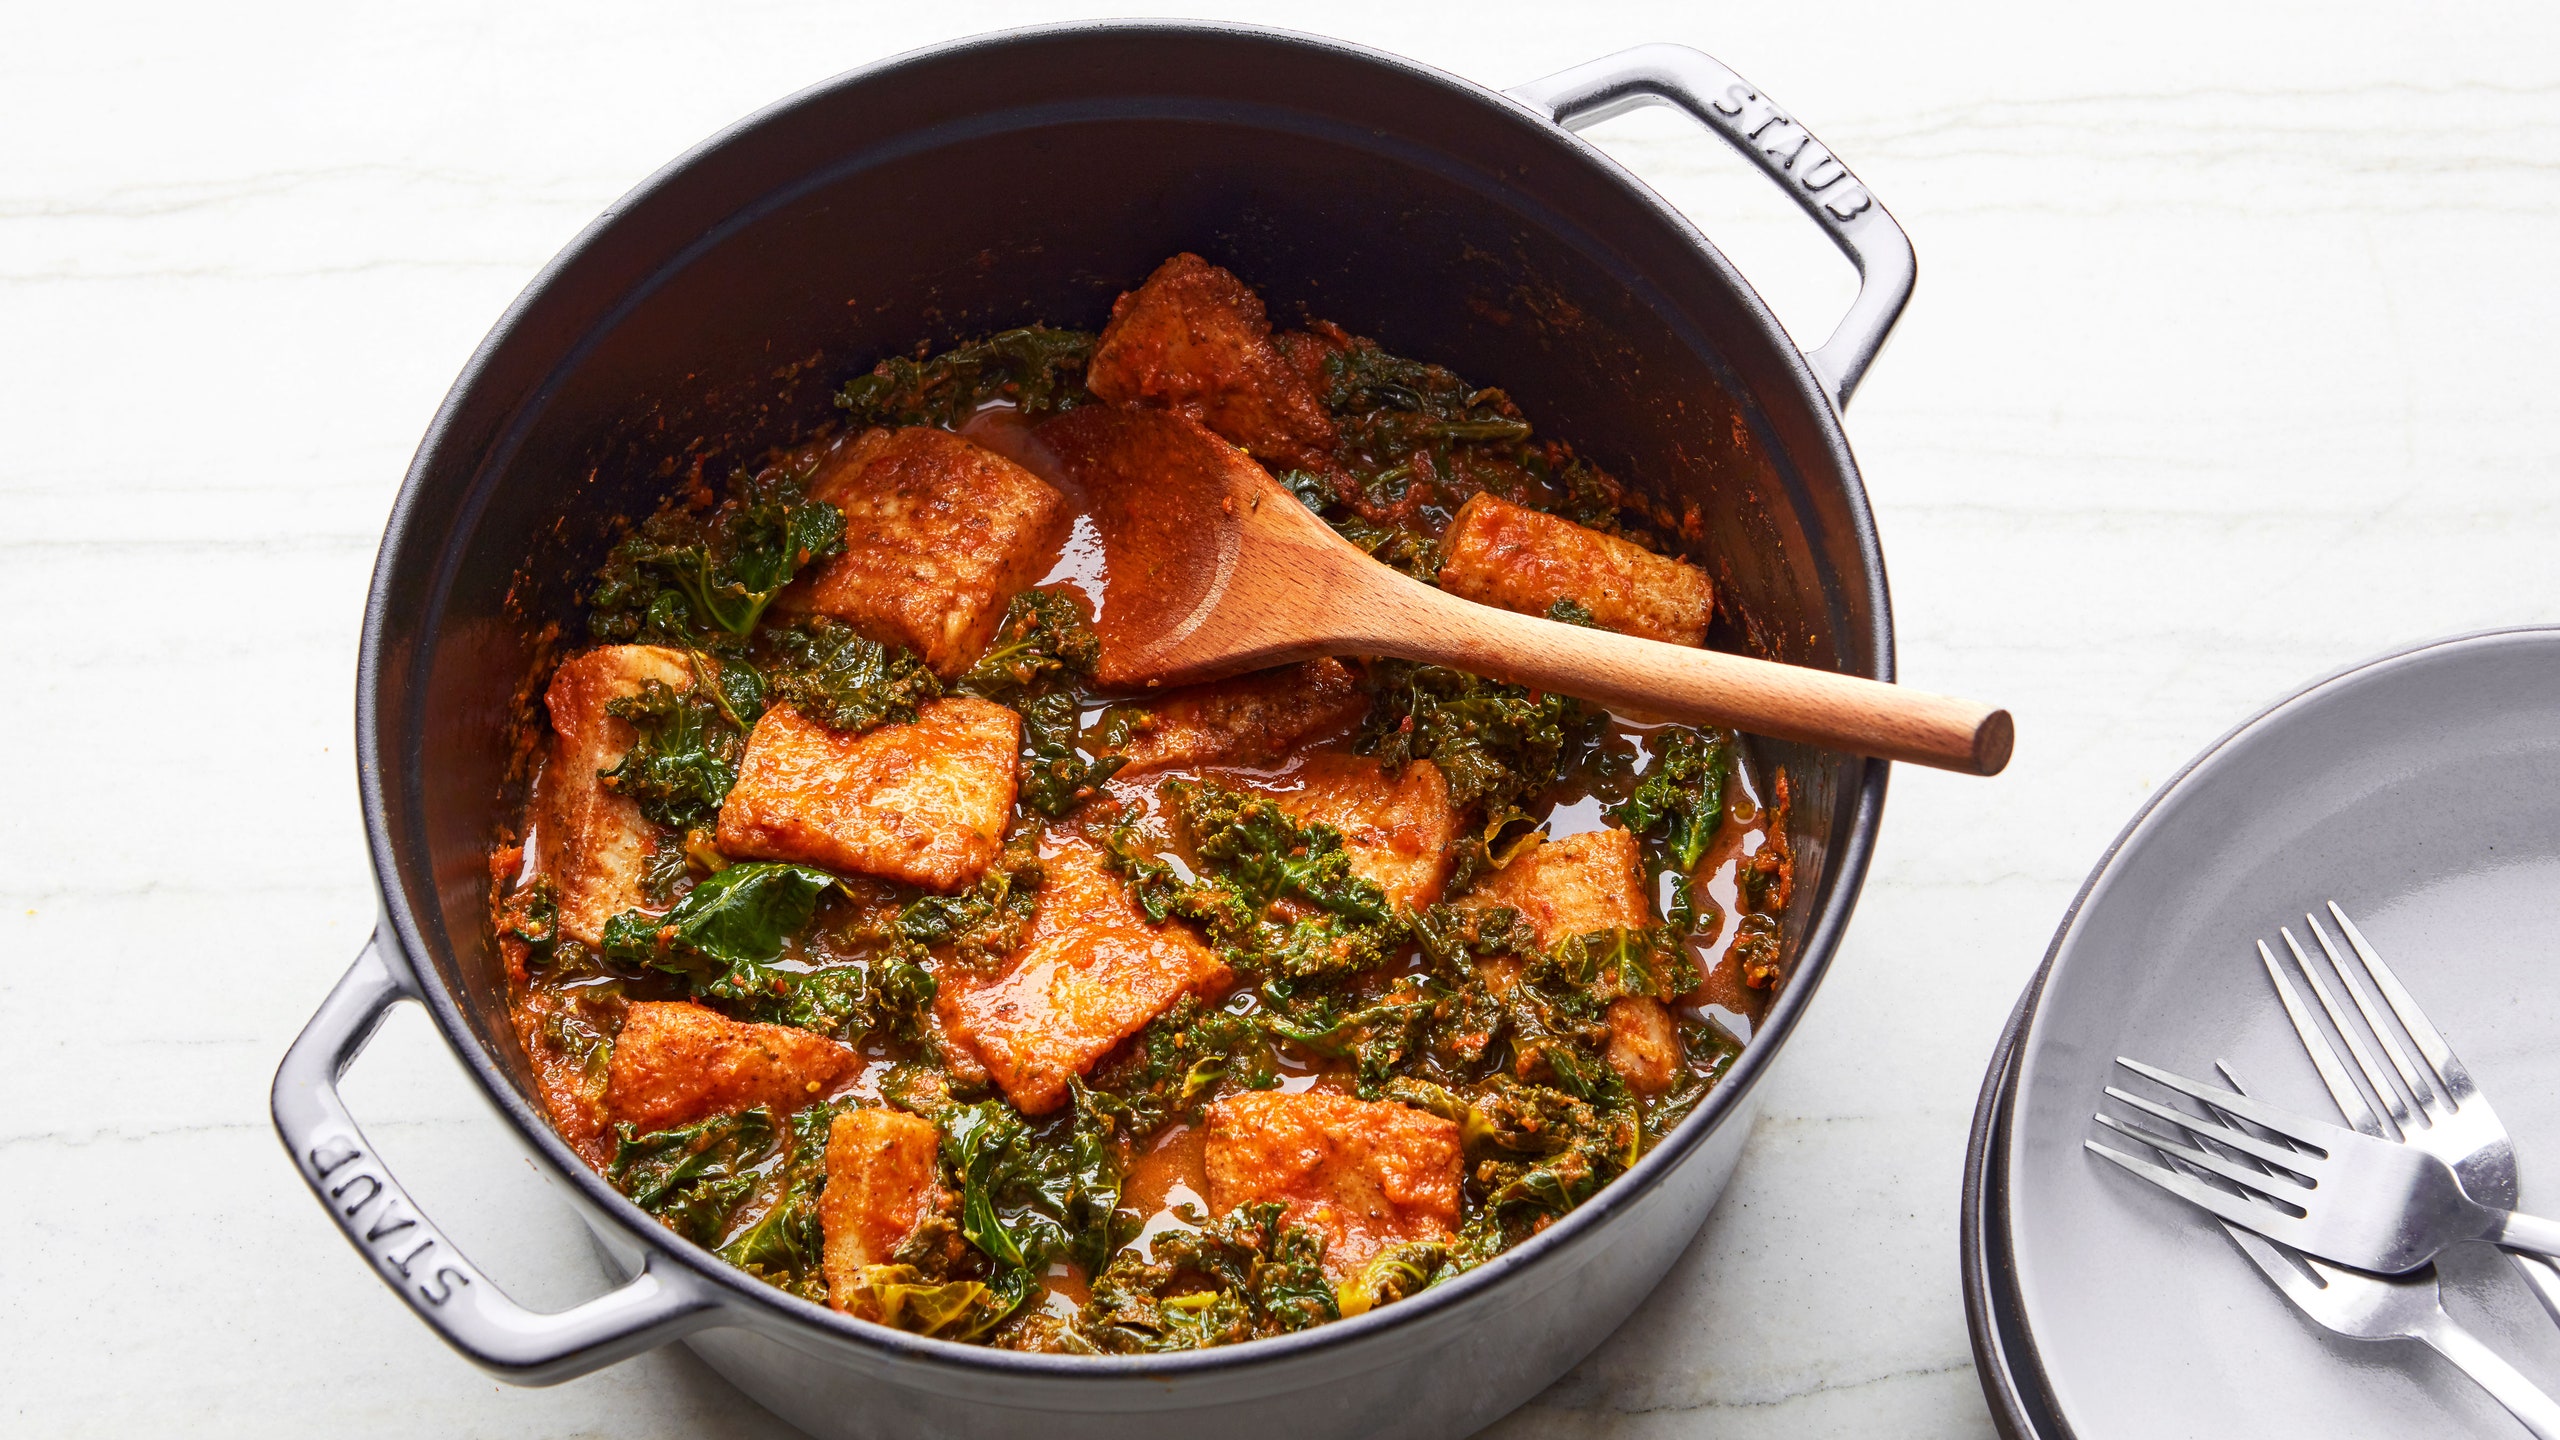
(311, 1136, 472, 1307)
(1709, 83, 1873, 223)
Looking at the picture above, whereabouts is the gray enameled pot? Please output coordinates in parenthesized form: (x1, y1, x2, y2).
(272, 22, 1913, 1439)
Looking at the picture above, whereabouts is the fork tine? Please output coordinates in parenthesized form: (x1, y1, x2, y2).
(2093, 1111, 2310, 1200)
(2330, 902, 2477, 1095)
(2086, 1137, 2317, 1244)
(2308, 912, 2440, 1115)
(2103, 1085, 2311, 1172)
(2219, 1216, 2331, 1302)
(2281, 925, 2411, 1130)
(2258, 940, 2385, 1137)
(2114, 1057, 2348, 1151)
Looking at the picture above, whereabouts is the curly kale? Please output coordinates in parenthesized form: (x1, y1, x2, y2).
(1608, 728, 1733, 934)
(837, 326, 1099, 431)
(1082, 1201, 1336, 1353)
(940, 1093, 1124, 1317)
(1551, 926, 1698, 1007)
(762, 615, 941, 735)
(1104, 781, 1399, 983)
(596, 674, 747, 834)
(606, 1106, 784, 1248)
(898, 842, 1042, 975)
(589, 465, 845, 641)
(599, 861, 832, 998)
(715, 1103, 841, 1300)
(1356, 661, 1604, 818)
(1083, 994, 1279, 1136)
(606, 1103, 843, 1301)
(957, 591, 1123, 818)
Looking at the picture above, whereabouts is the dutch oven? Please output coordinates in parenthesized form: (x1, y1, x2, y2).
(273, 21, 1914, 1440)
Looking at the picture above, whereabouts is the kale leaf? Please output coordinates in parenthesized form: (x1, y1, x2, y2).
(1103, 782, 1399, 983)
(716, 1102, 840, 1300)
(938, 1093, 1124, 1321)
(599, 861, 835, 1003)
(1174, 781, 1388, 924)
(837, 326, 1098, 431)
(1608, 728, 1735, 935)
(958, 590, 1122, 816)
(606, 1107, 782, 1247)
(589, 465, 846, 640)
(833, 1265, 1018, 1342)
(898, 842, 1042, 975)
(1550, 925, 1698, 1006)
(762, 615, 941, 735)
(597, 673, 747, 834)
(1356, 661, 1604, 818)
(1082, 1200, 1336, 1353)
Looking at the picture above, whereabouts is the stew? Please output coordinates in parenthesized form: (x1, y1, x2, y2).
(490, 255, 1791, 1353)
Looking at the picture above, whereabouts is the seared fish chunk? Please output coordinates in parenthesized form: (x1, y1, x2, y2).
(1203, 1090, 1463, 1282)
(940, 839, 1232, 1116)
(536, 644, 697, 947)
(1604, 995, 1681, 1095)
(789, 426, 1069, 676)
(1249, 753, 1460, 911)
(1110, 658, 1367, 776)
(1085, 252, 1339, 474)
(716, 697, 1020, 892)
(820, 1108, 948, 1308)
(1438, 493, 1714, 647)
(605, 1000, 858, 1133)
(1458, 827, 1652, 947)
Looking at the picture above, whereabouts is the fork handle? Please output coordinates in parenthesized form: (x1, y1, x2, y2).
(2494, 1210, 2560, 1261)
(2414, 1314, 2560, 1440)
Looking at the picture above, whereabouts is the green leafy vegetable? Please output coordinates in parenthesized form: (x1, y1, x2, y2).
(1551, 926, 1698, 1006)
(599, 862, 835, 1003)
(958, 590, 1102, 698)
(1356, 661, 1603, 818)
(1082, 1201, 1337, 1353)
(597, 674, 747, 834)
(837, 1265, 1017, 1341)
(1607, 728, 1732, 933)
(1544, 597, 1600, 627)
(957, 591, 1123, 817)
(898, 843, 1042, 975)
(1104, 782, 1400, 983)
(606, 1107, 782, 1247)
(762, 616, 942, 735)
(1338, 1240, 1448, 1317)
(837, 326, 1099, 431)
(717, 1103, 840, 1300)
(589, 466, 846, 640)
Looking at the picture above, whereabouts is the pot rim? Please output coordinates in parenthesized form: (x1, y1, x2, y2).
(357, 16, 1893, 1379)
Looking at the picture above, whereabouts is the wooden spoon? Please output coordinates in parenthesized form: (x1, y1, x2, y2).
(1035, 406, 2012, 776)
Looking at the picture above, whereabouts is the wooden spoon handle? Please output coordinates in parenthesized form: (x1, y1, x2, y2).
(1347, 586, 2012, 776)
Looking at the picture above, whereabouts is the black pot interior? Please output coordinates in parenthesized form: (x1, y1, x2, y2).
(365, 23, 1886, 1153)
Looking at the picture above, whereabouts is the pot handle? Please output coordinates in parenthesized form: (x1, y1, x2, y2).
(1508, 44, 1915, 410)
(270, 934, 725, 1384)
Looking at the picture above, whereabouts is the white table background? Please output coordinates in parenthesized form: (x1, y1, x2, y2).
(8, 2, 2558, 1435)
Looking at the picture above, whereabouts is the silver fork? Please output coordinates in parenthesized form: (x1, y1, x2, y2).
(2259, 902, 2560, 1321)
(2085, 1058, 2560, 1272)
(2155, 1062, 2560, 1439)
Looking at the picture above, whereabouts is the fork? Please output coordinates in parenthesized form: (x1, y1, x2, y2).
(2156, 1062, 2560, 1439)
(2258, 903, 2560, 1321)
(2084, 1058, 2560, 1273)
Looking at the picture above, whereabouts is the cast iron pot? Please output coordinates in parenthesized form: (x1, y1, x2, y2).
(273, 22, 1913, 1440)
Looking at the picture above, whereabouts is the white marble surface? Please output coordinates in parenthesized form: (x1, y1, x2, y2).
(7, 2, 2559, 1435)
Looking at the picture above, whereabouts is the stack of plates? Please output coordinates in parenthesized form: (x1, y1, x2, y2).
(1962, 627, 2560, 1438)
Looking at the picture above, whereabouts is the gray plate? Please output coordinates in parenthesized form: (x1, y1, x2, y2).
(1964, 972, 2067, 1440)
(2005, 626, 2560, 1438)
